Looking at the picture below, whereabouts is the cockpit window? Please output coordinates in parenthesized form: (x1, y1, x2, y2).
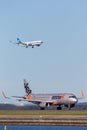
(52, 96, 61, 99)
(69, 96, 76, 98)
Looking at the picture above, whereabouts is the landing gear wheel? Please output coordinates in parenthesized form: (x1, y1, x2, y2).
(68, 104, 71, 110)
(40, 107, 45, 110)
(57, 106, 62, 110)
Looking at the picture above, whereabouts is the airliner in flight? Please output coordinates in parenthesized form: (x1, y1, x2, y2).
(11, 38, 43, 48)
(2, 79, 84, 110)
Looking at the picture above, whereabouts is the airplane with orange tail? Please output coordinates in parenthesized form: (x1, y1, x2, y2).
(2, 79, 85, 110)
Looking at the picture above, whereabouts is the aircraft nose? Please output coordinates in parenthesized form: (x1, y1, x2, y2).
(72, 98, 78, 103)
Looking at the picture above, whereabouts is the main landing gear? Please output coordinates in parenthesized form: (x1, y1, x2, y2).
(40, 107, 45, 110)
(57, 106, 62, 110)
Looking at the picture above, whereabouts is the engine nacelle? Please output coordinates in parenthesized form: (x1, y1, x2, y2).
(65, 104, 75, 108)
(39, 102, 49, 108)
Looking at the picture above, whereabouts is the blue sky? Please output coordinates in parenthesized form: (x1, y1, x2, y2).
(0, 0, 87, 104)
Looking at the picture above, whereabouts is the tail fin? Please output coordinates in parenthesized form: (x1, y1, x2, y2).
(17, 38, 22, 44)
(24, 79, 32, 96)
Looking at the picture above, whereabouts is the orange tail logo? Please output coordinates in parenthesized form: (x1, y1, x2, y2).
(27, 94, 32, 101)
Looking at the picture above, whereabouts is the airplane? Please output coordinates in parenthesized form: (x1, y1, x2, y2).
(10, 38, 43, 48)
(2, 79, 84, 110)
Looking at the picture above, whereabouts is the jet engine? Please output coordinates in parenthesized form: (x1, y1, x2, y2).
(65, 104, 75, 109)
(39, 102, 49, 110)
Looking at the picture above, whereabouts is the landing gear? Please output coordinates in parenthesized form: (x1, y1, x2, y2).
(40, 107, 45, 110)
(57, 106, 62, 110)
(68, 104, 75, 110)
(68, 105, 71, 110)
(32, 46, 34, 48)
(65, 104, 71, 110)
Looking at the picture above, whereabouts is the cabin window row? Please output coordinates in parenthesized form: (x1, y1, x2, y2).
(52, 96, 61, 99)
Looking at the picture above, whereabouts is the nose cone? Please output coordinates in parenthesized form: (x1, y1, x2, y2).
(72, 98, 78, 103)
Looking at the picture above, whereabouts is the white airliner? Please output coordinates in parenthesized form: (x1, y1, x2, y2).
(11, 38, 43, 48)
(2, 79, 84, 110)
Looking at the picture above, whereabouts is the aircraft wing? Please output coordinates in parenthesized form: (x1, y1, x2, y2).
(13, 96, 53, 104)
(27, 99, 55, 108)
(2, 91, 53, 103)
(2, 91, 27, 101)
(28, 99, 53, 103)
(12, 96, 53, 104)
(12, 96, 26, 99)
(31, 43, 41, 47)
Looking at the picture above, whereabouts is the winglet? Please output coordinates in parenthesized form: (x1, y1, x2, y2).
(2, 91, 10, 99)
(81, 90, 85, 97)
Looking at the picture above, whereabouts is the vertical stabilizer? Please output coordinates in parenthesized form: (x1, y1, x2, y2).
(24, 79, 32, 96)
(17, 38, 22, 44)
